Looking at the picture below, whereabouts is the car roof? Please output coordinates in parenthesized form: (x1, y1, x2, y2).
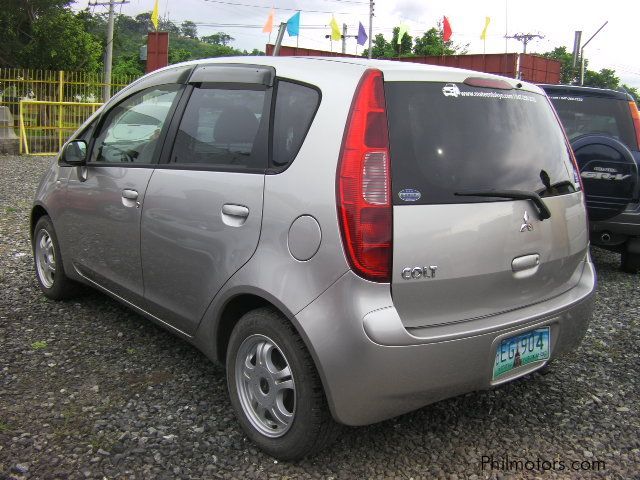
(540, 83, 634, 102)
(145, 56, 543, 95)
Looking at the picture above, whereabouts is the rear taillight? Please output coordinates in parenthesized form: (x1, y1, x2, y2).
(628, 101, 640, 150)
(337, 69, 392, 282)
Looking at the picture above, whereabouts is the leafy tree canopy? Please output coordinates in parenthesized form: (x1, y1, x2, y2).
(362, 23, 467, 59)
(202, 32, 234, 46)
(20, 9, 102, 71)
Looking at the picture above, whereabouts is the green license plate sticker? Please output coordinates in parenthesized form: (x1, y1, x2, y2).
(493, 327, 550, 380)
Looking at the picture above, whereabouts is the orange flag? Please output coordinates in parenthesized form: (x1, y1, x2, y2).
(263, 9, 274, 33)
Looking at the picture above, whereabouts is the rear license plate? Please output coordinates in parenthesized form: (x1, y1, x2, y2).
(493, 327, 550, 380)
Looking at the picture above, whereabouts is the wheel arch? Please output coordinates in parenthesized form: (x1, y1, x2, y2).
(202, 288, 340, 423)
(30, 204, 49, 240)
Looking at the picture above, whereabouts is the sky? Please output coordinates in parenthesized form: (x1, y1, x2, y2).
(75, 0, 640, 88)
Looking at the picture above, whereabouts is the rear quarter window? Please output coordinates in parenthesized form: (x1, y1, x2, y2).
(271, 80, 320, 169)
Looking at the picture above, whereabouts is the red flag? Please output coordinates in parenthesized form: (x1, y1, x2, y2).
(443, 16, 452, 42)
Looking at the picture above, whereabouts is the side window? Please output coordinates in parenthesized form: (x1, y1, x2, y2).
(272, 81, 320, 168)
(91, 85, 181, 164)
(170, 87, 269, 170)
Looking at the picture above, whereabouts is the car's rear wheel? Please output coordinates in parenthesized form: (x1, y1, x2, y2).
(33, 215, 80, 299)
(226, 307, 338, 460)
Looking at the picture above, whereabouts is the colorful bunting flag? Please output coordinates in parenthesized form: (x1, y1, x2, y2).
(151, 0, 159, 31)
(357, 21, 368, 46)
(397, 23, 409, 44)
(443, 16, 452, 42)
(263, 9, 274, 34)
(287, 11, 300, 37)
(480, 17, 490, 40)
(329, 16, 341, 41)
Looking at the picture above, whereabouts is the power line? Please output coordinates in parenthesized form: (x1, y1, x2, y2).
(201, 0, 365, 15)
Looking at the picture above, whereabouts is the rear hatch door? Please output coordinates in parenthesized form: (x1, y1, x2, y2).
(385, 79, 588, 329)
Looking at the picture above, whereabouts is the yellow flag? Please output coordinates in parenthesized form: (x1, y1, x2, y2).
(263, 9, 274, 33)
(330, 16, 341, 41)
(397, 23, 408, 44)
(480, 16, 490, 40)
(151, 0, 159, 31)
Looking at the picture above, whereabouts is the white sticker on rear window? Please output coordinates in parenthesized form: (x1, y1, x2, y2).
(549, 95, 584, 102)
(442, 83, 461, 98)
(442, 84, 536, 102)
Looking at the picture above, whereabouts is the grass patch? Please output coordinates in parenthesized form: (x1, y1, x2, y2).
(0, 420, 10, 433)
(5, 207, 17, 213)
(31, 340, 48, 350)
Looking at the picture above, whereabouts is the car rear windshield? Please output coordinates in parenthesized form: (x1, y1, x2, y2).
(385, 82, 577, 205)
(547, 94, 638, 150)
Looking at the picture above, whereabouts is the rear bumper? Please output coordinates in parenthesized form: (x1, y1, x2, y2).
(590, 203, 640, 244)
(296, 259, 596, 426)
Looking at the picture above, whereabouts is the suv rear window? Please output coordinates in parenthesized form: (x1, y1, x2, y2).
(547, 95, 638, 150)
(385, 82, 577, 205)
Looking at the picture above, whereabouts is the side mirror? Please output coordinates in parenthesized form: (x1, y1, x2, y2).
(59, 140, 87, 166)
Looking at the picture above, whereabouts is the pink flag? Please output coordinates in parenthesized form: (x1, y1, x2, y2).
(263, 9, 274, 33)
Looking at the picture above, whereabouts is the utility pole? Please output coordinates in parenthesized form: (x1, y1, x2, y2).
(504, 33, 544, 53)
(341, 24, 347, 54)
(572, 31, 582, 69)
(272, 22, 287, 56)
(89, 0, 128, 101)
(368, 0, 374, 59)
(580, 21, 608, 86)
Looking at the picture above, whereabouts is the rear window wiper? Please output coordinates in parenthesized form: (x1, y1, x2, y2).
(454, 189, 552, 221)
(537, 180, 576, 197)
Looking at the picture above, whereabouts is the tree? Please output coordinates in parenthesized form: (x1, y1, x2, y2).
(19, 10, 102, 71)
(181, 20, 197, 39)
(622, 84, 639, 103)
(169, 48, 192, 64)
(112, 53, 144, 77)
(201, 32, 234, 46)
(362, 34, 394, 59)
(583, 68, 620, 90)
(413, 26, 467, 56)
(0, 0, 74, 66)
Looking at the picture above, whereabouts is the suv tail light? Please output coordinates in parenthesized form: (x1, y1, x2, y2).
(337, 69, 392, 282)
(628, 101, 640, 150)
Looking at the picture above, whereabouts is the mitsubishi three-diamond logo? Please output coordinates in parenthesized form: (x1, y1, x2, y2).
(520, 211, 533, 232)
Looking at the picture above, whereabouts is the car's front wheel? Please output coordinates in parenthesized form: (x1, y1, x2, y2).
(226, 307, 338, 460)
(33, 215, 80, 299)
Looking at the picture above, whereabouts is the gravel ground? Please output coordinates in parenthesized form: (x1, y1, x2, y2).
(0, 155, 638, 480)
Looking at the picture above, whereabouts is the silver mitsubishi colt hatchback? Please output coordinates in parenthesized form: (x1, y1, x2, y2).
(31, 57, 596, 459)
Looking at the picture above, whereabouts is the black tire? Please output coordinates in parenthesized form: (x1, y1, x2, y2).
(226, 307, 339, 460)
(621, 247, 640, 273)
(32, 215, 81, 300)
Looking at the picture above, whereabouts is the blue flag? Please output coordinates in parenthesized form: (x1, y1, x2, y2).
(357, 21, 368, 46)
(287, 11, 300, 37)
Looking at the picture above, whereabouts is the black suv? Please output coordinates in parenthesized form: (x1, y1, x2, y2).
(542, 84, 640, 272)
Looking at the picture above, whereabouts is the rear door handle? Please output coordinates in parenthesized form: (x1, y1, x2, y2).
(512, 254, 540, 272)
(122, 189, 138, 200)
(222, 204, 249, 218)
(221, 204, 249, 227)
